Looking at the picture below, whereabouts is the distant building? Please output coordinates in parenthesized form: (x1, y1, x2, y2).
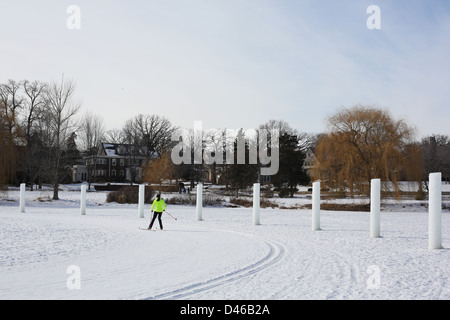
(72, 164, 88, 183)
(302, 148, 319, 179)
(72, 142, 157, 184)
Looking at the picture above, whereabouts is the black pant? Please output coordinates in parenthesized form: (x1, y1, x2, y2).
(149, 212, 163, 230)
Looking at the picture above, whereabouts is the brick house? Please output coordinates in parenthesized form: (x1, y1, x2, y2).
(72, 142, 157, 184)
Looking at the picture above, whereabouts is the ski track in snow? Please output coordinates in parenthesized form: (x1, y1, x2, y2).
(149, 228, 362, 300)
(143, 231, 286, 300)
(298, 240, 363, 299)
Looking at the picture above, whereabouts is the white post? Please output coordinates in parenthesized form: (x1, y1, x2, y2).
(196, 183, 203, 221)
(312, 181, 321, 231)
(19, 183, 25, 213)
(80, 184, 87, 216)
(370, 179, 381, 238)
(138, 184, 145, 218)
(253, 183, 261, 225)
(429, 172, 443, 250)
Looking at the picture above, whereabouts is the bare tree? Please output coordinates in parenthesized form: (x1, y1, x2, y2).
(259, 119, 296, 136)
(422, 135, 450, 186)
(42, 77, 81, 200)
(259, 119, 314, 151)
(22, 80, 47, 190)
(170, 127, 203, 188)
(105, 128, 126, 144)
(78, 112, 105, 152)
(22, 80, 47, 142)
(0, 80, 24, 140)
(78, 112, 105, 189)
(122, 114, 176, 157)
(121, 114, 176, 184)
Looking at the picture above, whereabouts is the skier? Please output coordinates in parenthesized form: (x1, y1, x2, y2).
(148, 194, 166, 230)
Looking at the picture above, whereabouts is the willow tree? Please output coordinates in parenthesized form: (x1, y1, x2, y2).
(313, 105, 417, 198)
(142, 152, 175, 194)
(0, 100, 17, 185)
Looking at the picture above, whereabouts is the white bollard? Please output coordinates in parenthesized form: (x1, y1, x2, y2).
(370, 179, 381, 238)
(80, 184, 87, 215)
(428, 172, 443, 250)
(138, 184, 145, 218)
(196, 183, 203, 221)
(312, 181, 321, 231)
(253, 183, 261, 225)
(19, 183, 25, 213)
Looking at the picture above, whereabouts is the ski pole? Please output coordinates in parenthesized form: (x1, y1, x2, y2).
(165, 211, 177, 220)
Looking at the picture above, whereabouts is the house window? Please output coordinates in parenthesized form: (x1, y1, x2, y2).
(120, 159, 125, 166)
(96, 170, 106, 177)
(112, 170, 116, 177)
(112, 159, 117, 166)
(119, 170, 124, 177)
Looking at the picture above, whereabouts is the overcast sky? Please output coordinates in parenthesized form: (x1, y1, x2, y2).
(1, 0, 449, 138)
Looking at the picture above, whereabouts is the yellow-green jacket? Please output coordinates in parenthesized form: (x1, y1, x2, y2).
(151, 198, 166, 213)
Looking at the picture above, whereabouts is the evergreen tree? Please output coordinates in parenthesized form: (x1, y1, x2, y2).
(273, 133, 309, 198)
(227, 129, 258, 197)
(61, 132, 80, 183)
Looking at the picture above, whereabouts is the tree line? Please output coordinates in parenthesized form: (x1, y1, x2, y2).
(143, 120, 313, 197)
(1, 78, 449, 199)
(1, 78, 80, 199)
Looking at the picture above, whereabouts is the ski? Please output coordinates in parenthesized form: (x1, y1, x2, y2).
(139, 227, 156, 231)
(139, 227, 165, 231)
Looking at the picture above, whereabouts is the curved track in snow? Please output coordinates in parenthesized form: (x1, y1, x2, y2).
(143, 230, 286, 300)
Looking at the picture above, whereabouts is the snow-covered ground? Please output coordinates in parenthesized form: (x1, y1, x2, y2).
(0, 188, 449, 300)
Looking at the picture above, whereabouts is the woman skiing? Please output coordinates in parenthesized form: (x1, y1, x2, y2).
(148, 194, 166, 230)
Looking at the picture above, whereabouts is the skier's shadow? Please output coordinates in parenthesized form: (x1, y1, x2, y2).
(161, 229, 207, 233)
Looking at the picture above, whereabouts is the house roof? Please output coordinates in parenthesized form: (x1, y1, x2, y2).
(100, 142, 158, 158)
